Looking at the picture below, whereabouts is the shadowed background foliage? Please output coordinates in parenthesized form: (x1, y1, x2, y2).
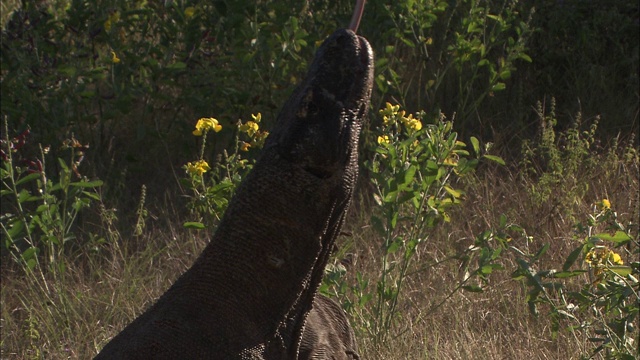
(2, 0, 637, 203)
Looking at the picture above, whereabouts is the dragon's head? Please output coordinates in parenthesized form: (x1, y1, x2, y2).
(265, 29, 374, 180)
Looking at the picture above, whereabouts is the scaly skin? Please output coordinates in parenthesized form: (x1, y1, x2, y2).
(95, 28, 374, 360)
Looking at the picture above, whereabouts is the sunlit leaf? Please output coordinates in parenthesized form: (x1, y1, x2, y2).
(183, 222, 205, 229)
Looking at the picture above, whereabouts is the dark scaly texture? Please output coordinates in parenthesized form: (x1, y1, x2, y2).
(299, 295, 359, 359)
(95, 29, 373, 360)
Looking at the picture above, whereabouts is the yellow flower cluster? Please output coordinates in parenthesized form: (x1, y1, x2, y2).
(238, 113, 269, 151)
(380, 102, 400, 125)
(193, 118, 222, 136)
(377, 135, 390, 145)
(401, 113, 423, 131)
(585, 245, 624, 281)
(184, 160, 210, 176)
(585, 247, 624, 266)
(600, 198, 611, 210)
(379, 102, 423, 132)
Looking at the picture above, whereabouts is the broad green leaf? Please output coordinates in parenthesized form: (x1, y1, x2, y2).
(7, 220, 25, 239)
(499, 69, 511, 80)
(491, 82, 506, 91)
(518, 53, 532, 62)
(21, 247, 39, 262)
(183, 222, 205, 229)
(383, 190, 398, 203)
(482, 154, 505, 165)
(562, 245, 585, 271)
(403, 165, 417, 187)
(595, 231, 632, 245)
(443, 186, 461, 198)
(499, 214, 507, 228)
(607, 266, 632, 277)
(470, 136, 480, 156)
(15, 172, 40, 186)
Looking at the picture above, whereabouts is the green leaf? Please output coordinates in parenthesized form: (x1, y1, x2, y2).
(81, 191, 101, 201)
(607, 266, 632, 277)
(499, 214, 507, 228)
(470, 136, 480, 156)
(443, 186, 462, 198)
(15, 172, 41, 186)
(183, 222, 205, 229)
(552, 270, 586, 278)
(70, 180, 104, 188)
(562, 245, 585, 271)
(491, 82, 506, 91)
(7, 220, 25, 239)
(595, 231, 632, 245)
(482, 154, 505, 165)
(531, 243, 550, 263)
(403, 165, 417, 187)
(518, 53, 532, 62)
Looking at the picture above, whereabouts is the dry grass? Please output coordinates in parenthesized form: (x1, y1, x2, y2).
(1, 147, 638, 359)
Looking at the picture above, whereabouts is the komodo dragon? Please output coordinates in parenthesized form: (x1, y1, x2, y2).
(95, 2, 373, 359)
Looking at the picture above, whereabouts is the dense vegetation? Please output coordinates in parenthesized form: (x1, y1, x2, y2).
(1, 0, 638, 359)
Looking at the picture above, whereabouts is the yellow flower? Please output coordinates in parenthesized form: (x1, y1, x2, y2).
(111, 51, 121, 64)
(601, 199, 611, 209)
(377, 135, 390, 145)
(443, 156, 458, 166)
(251, 113, 262, 123)
(609, 251, 623, 265)
(401, 114, 422, 131)
(185, 160, 210, 176)
(184, 7, 196, 19)
(240, 141, 251, 152)
(239, 121, 259, 137)
(379, 102, 400, 118)
(193, 118, 222, 136)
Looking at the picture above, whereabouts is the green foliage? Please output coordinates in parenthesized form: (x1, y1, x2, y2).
(180, 114, 267, 228)
(510, 200, 638, 359)
(0, 0, 333, 193)
(520, 98, 639, 221)
(322, 104, 504, 345)
(1, 121, 102, 272)
(370, 0, 534, 130)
